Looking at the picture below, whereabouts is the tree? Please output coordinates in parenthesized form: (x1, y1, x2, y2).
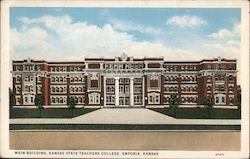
(169, 94, 180, 117)
(9, 88, 14, 109)
(35, 95, 44, 118)
(9, 88, 14, 118)
(67, 97, 76, 117)
(204, 96, 213, 117)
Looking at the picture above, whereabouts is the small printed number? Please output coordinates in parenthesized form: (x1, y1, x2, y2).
(215, 153, 224, 156)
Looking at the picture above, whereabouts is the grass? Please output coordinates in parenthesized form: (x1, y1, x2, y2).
(9, 124, 240, 130)
(10, 108, 99, 118)
(150, 107, 241, 119)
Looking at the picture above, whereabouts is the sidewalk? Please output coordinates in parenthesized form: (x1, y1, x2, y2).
(10, 108, 241, 125)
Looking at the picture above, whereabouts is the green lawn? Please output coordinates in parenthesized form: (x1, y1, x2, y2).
(9, 124, 240, 130)
(10, 108, 99, 118)
(150, 107, 241, 119)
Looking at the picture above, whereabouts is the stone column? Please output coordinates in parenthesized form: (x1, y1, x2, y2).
(142, 76, 145, 106)
(115, 77, 120, 106)
(130, 77, 134, 106)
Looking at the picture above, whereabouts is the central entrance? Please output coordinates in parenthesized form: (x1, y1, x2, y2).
(119, 78, 130, 106)
(105, 76, 143, 107)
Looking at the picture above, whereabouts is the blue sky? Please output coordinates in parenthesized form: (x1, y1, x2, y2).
(10, 7, 241, 61)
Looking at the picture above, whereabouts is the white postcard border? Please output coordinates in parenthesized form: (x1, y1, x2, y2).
(1, 0, 249, 158)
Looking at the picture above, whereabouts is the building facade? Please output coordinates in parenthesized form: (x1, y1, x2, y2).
(11, 54, 238, 108)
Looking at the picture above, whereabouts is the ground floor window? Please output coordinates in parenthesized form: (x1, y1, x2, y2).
(88, 93, 100, 104)
(148, 93, 160, 104)
(215, 94, 226, 105)
(15, 96, 21, 105)
(50, 96, 67, 105)
(134, 95, 142, 105)
(106, 95, 115, 104)
(23, 95, 35, 105)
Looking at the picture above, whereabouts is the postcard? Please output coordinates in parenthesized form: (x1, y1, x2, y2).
(0, 0, 249, 158)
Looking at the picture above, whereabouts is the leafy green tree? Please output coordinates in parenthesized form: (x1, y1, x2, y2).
(204, 96, 213, 117)
(35, 95, 44, 118)
(9, 88, 14, 109)
(169, 94, 180, 117)
(67, 97, 77, 117)
(9, 88, 14, 118)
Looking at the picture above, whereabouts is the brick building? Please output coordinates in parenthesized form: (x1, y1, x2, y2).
(11, 53, 238, 108)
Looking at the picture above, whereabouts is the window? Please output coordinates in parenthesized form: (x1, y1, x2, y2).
(150, 79, 158, 88)
(90, 79, 98, 88)
(16, 76, 21, 83)
(216, 97, 219, 104)
(37, 65, 41, 71)
(215, 64, 219, 70)
(215, 74, 218, 80)
(220, 85, 225, 91)
(181, 97, 185, 103)
(215, 94, 226, 105)
(51, 87, 55, 93)
(221, 64, 224, 70)
(37, 76, 42, 83)
(37, 85, 42, 93)
(229, 64, 233, 70)
(207, 65, 211, 70)
(207, 85, 212, 91)
(134, 86, 141, 93)
(148, 93, 160, 104)
(88, 93, 100, 104)
(16, 97, 21, 105)
(125, 78, 129, 84)
(155, 96, 159, 103)
(125, 85, 130, 93)
(229, 97, 234, 104)
(229, 75, 233, 81)
(106, 96, 115, 104)
(119, 86, 124, 93)
(207, 75, 211, 81)
(222, 97, 225, 103)
(15, 86, 21, 93)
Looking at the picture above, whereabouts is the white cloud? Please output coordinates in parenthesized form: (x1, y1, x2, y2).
(11, 15, 167, 61)
(203, 22, 240, 65)
(11, 14, 238, 62)
(108, 18, 162, 35)
(166, 15, 207, 27)
(205, 22, 240, 53)
(10, 27, 55, 60)
(207, 22, 240, 40)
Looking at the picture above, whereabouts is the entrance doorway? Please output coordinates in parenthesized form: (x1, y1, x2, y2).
(119, 96, 130, 106)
